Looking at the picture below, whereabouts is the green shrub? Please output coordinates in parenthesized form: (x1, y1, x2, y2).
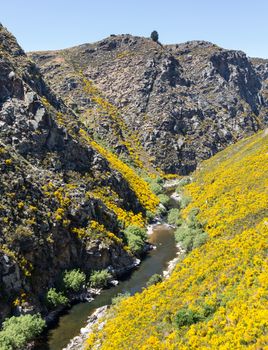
(192, 232, 208, 248)
(180, 234, 195, 252)
(167, 208, 182, 226)
(0, 314, 45, 350)
(179, 195, 191, 209)
(127, 234, 145, 254)
(89, 270, 112, 288)
(174, 209, 208, 252)
(158, 194, 170, 206)
(143, 175, 163, 185)
(154, 176, 164, 184)
(63, 269, 86, 292)
(175, 307, 203, 328)
(124, 226, 147, 241)
(124, 225, 147, 254)
(156, 204, 167, 217)
(149, 182, 163, 195)
(146, 210, 155, 223)
(46, 288, 68, 308)
(112, 292, 131, 305)
(188, 208, 201, 224)
(146, 274, 163, 287)
(143, 175, 164, 195)
(175, 224, 191, 242)
(175, 177, 191, 192)
(202, 303, 216, 318)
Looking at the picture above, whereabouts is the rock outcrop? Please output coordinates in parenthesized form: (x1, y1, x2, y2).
(63, 305, 109, 350)
(30, 36, 268, 174)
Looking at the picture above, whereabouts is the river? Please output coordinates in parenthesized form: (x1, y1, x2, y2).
(35, 197, 179, 349)
(34, 182, 178, 350)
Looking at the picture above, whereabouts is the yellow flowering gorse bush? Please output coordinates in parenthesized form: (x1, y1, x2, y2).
(82, 78, 146, 169)
(80, 128, 159, 214)
(86, 130, 268, 349)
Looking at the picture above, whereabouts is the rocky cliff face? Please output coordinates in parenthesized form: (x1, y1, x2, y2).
(250, 56, 268, 117)
(0, 26, 154, 322)
(30, 35, 268, 174)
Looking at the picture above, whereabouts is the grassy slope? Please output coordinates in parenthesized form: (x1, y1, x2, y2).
(86, 129, 268, 349)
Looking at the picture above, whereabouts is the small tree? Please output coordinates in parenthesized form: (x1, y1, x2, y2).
(63, 269, 86, 292)
(46, 288, 69, 308)
(89, 270, 112, 288)
(167, 208, 182, 226)
(0, 314, 45, 350)
(124, 225, 147, 255)
(151, 30, 159, 42)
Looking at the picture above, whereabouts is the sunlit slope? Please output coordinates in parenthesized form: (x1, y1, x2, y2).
(87, 130, 268, 350)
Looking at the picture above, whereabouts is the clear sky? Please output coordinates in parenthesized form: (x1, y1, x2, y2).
(1, 0, 268, 57)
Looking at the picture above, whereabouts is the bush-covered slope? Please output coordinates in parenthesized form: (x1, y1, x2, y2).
(87, 129, 268, 349)
(0, 24, 159, 323)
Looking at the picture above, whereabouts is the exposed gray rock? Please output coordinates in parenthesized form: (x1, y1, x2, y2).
(0, 26, 144, 323)
(63, 305, 109, 350)
(30, 35, 268, 174)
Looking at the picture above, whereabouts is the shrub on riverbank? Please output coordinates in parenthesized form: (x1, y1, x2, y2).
(145, 176, 164, 196)
(156, 204, 167, 217)
(0, 314, 45, 350)
(112, 292, 131, 305)
(175, 177, 191, 192)
(145, 210, 155, 223)
(123, 225, 147, 254)
(167, 208, 182, 226)
(46, 288, 69, 308)
(158, 194, 170, 206)
(63, 269, 86, 292)
(175, 208, 208, 252)
(89, 270, 112, 288)
(146, 274, 163, 287)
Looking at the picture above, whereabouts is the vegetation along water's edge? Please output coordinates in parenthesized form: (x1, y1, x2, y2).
(60, 181, 190, 350)
(33, 181, 183, 350)
(85, 130, 268, 350)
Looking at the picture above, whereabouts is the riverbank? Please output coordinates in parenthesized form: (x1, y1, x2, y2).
(62, 225, 183, 350)
(34, 182, 182, 350)
(42, 252, 142, 329)
(61, 188, 183, 350)
(63, 306, 109, 350)
(36, 219, 178, 350)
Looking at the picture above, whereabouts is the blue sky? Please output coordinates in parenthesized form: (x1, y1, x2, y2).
(1, 0, 268, 57)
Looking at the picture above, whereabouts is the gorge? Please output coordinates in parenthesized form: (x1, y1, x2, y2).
(0, 22, 267, 350)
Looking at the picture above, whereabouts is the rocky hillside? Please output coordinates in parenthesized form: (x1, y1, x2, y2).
(0, 25, 159, 323)
(30, 35, 268, 174)
(1, 23, 268, 348)
(86, 129, 268, 349)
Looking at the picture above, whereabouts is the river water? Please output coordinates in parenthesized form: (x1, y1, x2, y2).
(36, 221, 178, 349)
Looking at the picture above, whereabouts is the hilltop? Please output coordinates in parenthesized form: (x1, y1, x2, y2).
(30, 34, 268, 174)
